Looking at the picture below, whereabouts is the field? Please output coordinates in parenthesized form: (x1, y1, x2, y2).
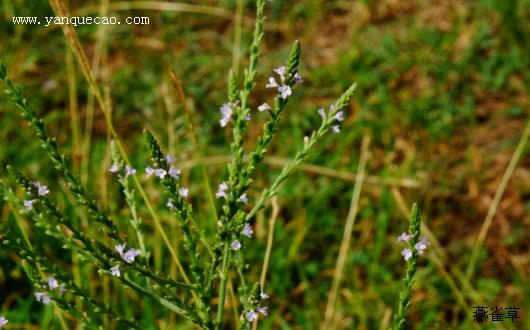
(1, 0, 529, 329)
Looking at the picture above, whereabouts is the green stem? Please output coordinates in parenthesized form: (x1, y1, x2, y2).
(216, 243, 231, 329)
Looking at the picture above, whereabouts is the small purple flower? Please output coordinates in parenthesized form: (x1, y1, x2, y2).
(115, 243, 126, 258)
(401, 248, 413, 261)
(266, 77, 279, 89)
(333, 111, 344, 122)
(169, 167, 181, 180)
(241, 222, 253, 238)
(278, 85, 292, 99)
(318, 108, 326, 119)
(216, 182, 229, 199)
(0, 316, 7, 328)
(258, 306, 268, 316)
(219, 103, 233, 127)
(154, 168, 167, 179)
(179, 187, 189, 198)
(397, 232, 412, 243)
(238, 193, 249, 204)
(246, 310, 258, 322)
(33, 182, 49, 196)
(331, 125, 340, 133)
(109, 163, 119, 173)
(35, 292, 51, 305)
(110, 265, 121, 277)
(260, 291, 270, 300)
(125, 165, 136, 177)
(166, 199, 175, 209)
(166, 154, 176, 164)
(24, 199, 37, 211)
(258, 103, 271, 112)
(123, 248, 141, 263)
(145, 166, 155, 178)
(273, 66, 286, 81)
(48, 277, 59, 290)
(414, 238, 429, 255)
(230, 240, 241, 251)
(293, 72, 303, 84)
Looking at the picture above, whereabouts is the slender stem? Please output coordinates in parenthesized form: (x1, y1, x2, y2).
(466, 118, 530, 279)
(252, 197, 279, 330)
(216, 244, 231, 329)
(323, 136, 370, 328)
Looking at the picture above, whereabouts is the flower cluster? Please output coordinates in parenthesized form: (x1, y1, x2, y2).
(115, 243, 141, 264)
(35, 276, 64, 305)
(109, 163, 136, 177)
(265, 66, 302, 100)
(230, 223, 254, 251)
(245, 290, 270, 322)
(215, 182, 248, 204)
(397, 232, 429, 261)
(318, 105, 345, 133)
(219, 101, 239, 127)
(33, 181, 49, 196)
(145, 165, 181, 180)
(24, 181, 50, 210)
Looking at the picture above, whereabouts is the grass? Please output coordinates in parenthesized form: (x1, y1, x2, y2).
(1, 0, 530, 329)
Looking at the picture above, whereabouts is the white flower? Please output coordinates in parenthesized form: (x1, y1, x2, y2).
(318, 108, 326, 119)
(33, 182, 49, 196)
(331, 125, 340, 133)
(401, 248, 413, 261)
(238, 193, 249, 204)
(179, 187, 189, 198)
(115, 244, 126, 258)
(260, 291, 269, 300)
(166, 154, 176, 164)
(110, 265, 121, 277)
(293, 72, 303, 84)
(109, 163, 119, 173)
(333, 111, 344, 122)
(273, 66, 286, 81)
(230, 240, 241, 251)
(48, 276, 59, 290)
(125, 165, 136, 177)
(397, 232, 412, 243)
(414, 238, 429, 255)
(258, 103, 271, 112)
(216, 182, 229, 199)
(219, 103, 233, 127)
(154, 168, 167, 179)
(241, 222, 253, 238)
(166, 199, 175, 209)
(246, 310, 258, 322)
(35, 292, 51, 305)
(169, 167, 181, 179)
(24, 199, 37, 211)
(145, 166, 155, 178)
(266, 77, 279, 88)
(278, 85, 292, 99)
(123, 248, 141, 263)
(303, 136, 309, 145)
(245, 114, 251, 121)
(0, 316, 7, 328)
(258, 306, 268, 316)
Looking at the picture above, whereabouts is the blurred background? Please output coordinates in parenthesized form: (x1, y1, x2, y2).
(1, 0, 529, 329)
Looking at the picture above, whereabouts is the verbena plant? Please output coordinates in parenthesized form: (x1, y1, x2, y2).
(0, 0, 427, 329)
